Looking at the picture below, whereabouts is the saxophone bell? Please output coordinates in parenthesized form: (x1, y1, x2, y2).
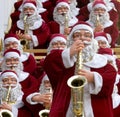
(39, 109, 50, 117)
(67, 75, 87, 117)
(0, 109, 13, 117)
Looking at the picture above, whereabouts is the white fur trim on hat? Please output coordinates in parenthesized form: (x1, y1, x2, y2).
(23, 3, 36, 10)
(56, 2, 70, 9)
(93, 4, 107, 11)
(1, 72, 18, 80)
(69, 24, 93, 40)
(95, 36, 110, 47)
(50, 37, 67, 44)
(5, 37, 20, 44)
(4, 52, 20, 59)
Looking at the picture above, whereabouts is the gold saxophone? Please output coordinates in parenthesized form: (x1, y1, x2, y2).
(95, 14, 100, 27)
(0, 84, 13, 117)
(64, 12, 69, 38)
(20, 15, 30, 50)
(67, 50, 87, 117)
(39, 87, 52, 117)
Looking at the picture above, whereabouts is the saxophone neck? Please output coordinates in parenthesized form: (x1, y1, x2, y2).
(96, 14, 100, 27)
(5, 84, 12, 103)
(24, 15, 29, 34)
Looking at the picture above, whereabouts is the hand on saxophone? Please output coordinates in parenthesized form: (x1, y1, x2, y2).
(78, 69, 94, 83)
(64, 27, 71, 36)
(16, 30, 32, 41)
(70, 40, 84, 57)
(31, 93, 52, 104)
(94, 24, 104, 33)
(0, 102, 12, 111)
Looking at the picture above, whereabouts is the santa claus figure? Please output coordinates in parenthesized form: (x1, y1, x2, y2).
(44, 21, 117, 117)
(10, 0, 50, 25)
(22, 72, 53, 117)
(94, 32, 111, 48)
(1, 49, 38, 95)
(98, 47, 120, 117)
(3, 33, 37, 76)
(9, 0, 50, 50)
(0, 70, 31, 117)
(86, 0, 119, 47)
(48, 0, 78, 35)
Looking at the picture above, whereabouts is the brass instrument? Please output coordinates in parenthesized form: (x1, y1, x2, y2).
(67, 51, 87, 117)
(20, 15, 30, 50)
(95, 14, 100, 27)
(0, 85, 13, 117)
(5, 84, 12, 103)
(39, 87, 52, 117)
(63, 12, 69, 38)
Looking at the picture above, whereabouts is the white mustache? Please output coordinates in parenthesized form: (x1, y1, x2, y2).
(6, 64, 17, 67)
(83, 41, 91, 45)
(2, 84, 17, 87)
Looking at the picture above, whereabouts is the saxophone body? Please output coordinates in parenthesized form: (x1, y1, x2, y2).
(20, 15, 30, 50)
(67, 51, 87, 117)
(95, 14, 100, 27)
(0, 85, 14, 117)
(39, 87, 53, 117)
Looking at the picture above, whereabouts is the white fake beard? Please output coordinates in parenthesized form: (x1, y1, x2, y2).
(89, 10, 110, 26)
(39, 83, 52, 94)
(82, 44, 95, 62)
(53, 10, 78, 26)
(53, 12, 69, 25)
(1, 61, 23, 73)
(0, 84, 22, 103)
(20, 12, 42, 27)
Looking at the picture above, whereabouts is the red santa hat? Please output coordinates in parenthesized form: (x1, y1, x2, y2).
(4, 33, 20, 44)
(94, 32, 111, 47)
(4, 49, 21, 59)
(98, 47, 115, 61)
(23, 0, 37, 10)
(0, 70, 18, 81)
(92, 0, 107, 11)
(50, 33, 67, 44)
(47, 33, 67, 54)
(69, 21, 94, 40)
(56, 0, 70, 10)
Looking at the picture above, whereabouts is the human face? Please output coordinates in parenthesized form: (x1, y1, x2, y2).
(5, 41, 18, 50)
(57, 5, 69, 15)
(94, 7, 106, 16)
(6, 57, 19, 69)
(44, 80, 51, 88)
(2, 76, 17, 88)
(73, 29, 92, 45)
(51, 41, 66, 50)
(97, 40, 107, 48)
(23, 7, 35, 16)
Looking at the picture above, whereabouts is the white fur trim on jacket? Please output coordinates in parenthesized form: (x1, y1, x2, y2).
(26, 92, 43, 105)
(62, 48, 76, 68)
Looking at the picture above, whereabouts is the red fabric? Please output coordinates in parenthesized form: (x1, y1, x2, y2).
(9, 21, 50, 49)
(113, 105, 120, 117)
(18, 106, 33, 117)
(20, 74, 38, 94)
(44, 50, 116, 117)
(104, 24, 119, 48)
(22, 73, 46, 117)
(76, 0, 90, 8)
(22, 54, 37, 75)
